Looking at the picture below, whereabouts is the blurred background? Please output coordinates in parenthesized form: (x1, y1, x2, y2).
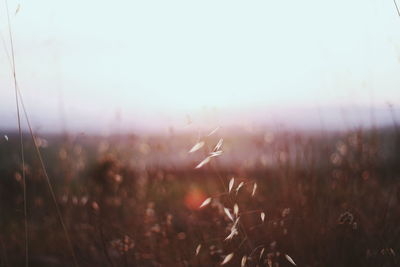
(1, 0, 400, 266)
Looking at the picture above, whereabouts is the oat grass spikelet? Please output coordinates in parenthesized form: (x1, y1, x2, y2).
(189, 141, 204, 153)
(221, 253, 234, 265)
(199, 197, 212, 208)
(195, 157, 210, 169)
(195, 244, 201, 256)
(228, 177, 235, 193)
(285, 254, 297, 266)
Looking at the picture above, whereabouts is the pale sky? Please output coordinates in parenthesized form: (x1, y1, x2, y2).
(1, 0, 400, 133)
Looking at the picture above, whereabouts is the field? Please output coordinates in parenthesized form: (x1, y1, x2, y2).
(1, 0, 399, 266)
(0, 125, 399, 267)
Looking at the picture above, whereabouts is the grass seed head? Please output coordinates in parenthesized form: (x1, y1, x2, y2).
(228, 177, 235, 193)
(224, 207, 234, 221)
(261, 212, 266, 222)
(234, 204, 239, 217)
(285, 254, 296, 266)
(208, 126, 220, 136)
(214, 138, 223, 151)
(195, 157, 210, 169)
(221, 252, 234, 265)
(236, 182, 244, 194)
(195, 244, 202, 255)
(189, 141, 204, 153)
(251, 183, 257, 197)
(199, 197, 212, 208)
(241, 255, 247, 267)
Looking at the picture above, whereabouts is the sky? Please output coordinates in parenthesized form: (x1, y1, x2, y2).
(1, 0, 400, 134)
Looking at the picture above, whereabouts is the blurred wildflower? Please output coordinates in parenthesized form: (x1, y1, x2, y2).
(330, 153, 342, 166)
(336, 141, 347, 156)
(177, 232, 186, 240)
(110, 235, 134, 254)
(282, 208, 290, 217)
(338, 211, 354, 225)
(91, 201, 99, 211)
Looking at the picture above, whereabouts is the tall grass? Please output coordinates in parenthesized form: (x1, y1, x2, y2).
(0, 125, 399, 266)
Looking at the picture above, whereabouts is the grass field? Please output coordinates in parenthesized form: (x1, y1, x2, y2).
(1, 0, 400, 266)
(0, 125, 399, 266)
